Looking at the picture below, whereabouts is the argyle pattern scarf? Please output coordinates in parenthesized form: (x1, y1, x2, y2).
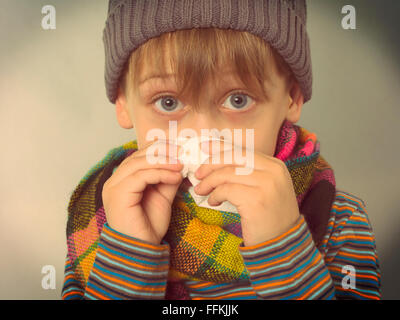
(66, 120, 336, 297)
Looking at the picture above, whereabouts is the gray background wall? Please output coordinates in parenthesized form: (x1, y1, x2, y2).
(0, 0, 399, 299)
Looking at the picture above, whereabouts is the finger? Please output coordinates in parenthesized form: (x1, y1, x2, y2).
(109, 139, 183, 187)
(194, 166, 263, 195)
(122, 139, 182, 165)
(153, 173, 184, 204)
(207, 183, 256, 210)
(111, 168, 183, 204)
(196, 140, 258, 179)
(107, 154, 183, 188)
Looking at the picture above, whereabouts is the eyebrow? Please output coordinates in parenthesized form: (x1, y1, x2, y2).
(139, 73, 176, 86)
(138, 71, 248, 87)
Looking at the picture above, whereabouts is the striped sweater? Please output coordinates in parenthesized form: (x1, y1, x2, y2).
(61, 190, 381, 300)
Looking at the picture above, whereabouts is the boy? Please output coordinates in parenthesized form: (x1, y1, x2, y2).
(62, 0, 380, 300)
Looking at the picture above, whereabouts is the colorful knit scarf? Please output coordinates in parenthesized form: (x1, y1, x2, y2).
(66, 120, 336, 298)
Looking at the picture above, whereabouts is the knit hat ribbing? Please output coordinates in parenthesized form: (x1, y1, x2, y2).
(103, 0, 312, 104)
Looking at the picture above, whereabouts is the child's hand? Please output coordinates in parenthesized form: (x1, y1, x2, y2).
(102, 140, 183, 245)
(193, 141, 300, 247)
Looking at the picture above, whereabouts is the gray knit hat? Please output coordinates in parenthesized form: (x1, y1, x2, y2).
(103, 0, 312, 104)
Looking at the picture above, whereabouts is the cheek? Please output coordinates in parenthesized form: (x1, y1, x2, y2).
(128, 99, 173, 147)
(130, 106, 160, 144)
(129, 112, 154, 148)
(250, 121, 280, 157)
(254, 136, 276, 157)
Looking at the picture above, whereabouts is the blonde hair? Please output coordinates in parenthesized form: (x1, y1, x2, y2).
(120, 28, 294, 108)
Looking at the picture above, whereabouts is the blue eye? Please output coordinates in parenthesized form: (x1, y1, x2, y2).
(154, 96, 184, 113)
(223, 92, 253, 110)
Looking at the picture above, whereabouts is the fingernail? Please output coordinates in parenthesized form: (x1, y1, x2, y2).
(195, 167, 202, 179)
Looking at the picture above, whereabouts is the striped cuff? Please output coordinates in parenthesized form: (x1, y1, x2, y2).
(61, 257, 85, 300)
(83, 223, 170, 300)
(239, 215, 335, 300)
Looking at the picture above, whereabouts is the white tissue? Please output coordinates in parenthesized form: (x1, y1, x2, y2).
(174, 135, 239, 214)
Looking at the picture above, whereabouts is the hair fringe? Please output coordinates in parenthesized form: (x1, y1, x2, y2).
(120, 28, 294, 109)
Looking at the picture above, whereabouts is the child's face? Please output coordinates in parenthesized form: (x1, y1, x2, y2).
(115, 48, 304, 157)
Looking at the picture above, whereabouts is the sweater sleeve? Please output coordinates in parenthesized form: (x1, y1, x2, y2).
(320, 192, 381, 299)
(61, 254, 85, 299)
(61, 223, 170, 300)
(239, 193, 380, 300)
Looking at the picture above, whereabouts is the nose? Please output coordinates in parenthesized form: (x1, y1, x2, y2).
(180, 109, 218, 137)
